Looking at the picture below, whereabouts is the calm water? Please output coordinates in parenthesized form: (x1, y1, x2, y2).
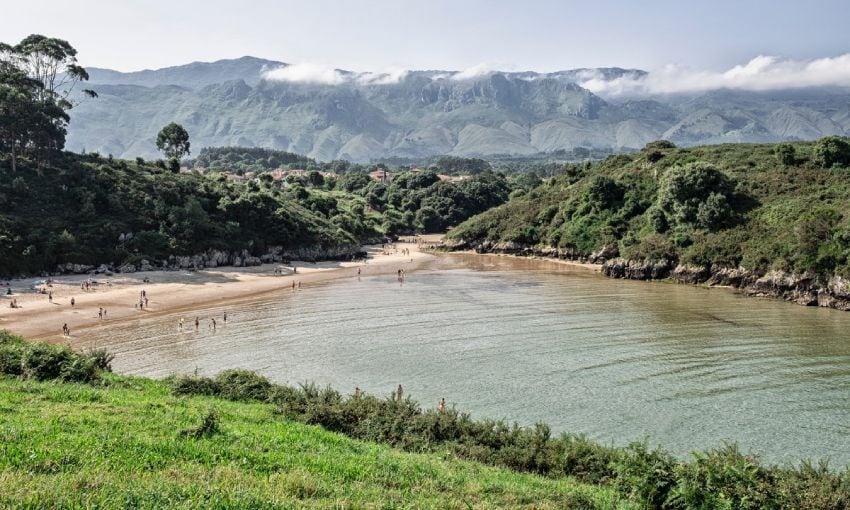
(80, 254, 850, 466)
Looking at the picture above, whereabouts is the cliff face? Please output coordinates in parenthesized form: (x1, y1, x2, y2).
(448, 240, 850, 312)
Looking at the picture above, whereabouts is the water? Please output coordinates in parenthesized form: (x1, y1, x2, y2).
(80, 254, 850, 466)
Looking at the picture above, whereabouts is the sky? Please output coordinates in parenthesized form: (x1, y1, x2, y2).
(3, 0, 850, 93)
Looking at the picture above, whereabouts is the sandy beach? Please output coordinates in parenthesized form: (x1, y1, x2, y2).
(0, 237, 441, 343)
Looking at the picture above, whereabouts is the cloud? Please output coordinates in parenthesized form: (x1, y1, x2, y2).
(579, 54, 850, 97)
(263, 63, 410, 86)
(451, 62, 512, 81)
(356, 67, 409, 85)
(262, 63, 346, 85)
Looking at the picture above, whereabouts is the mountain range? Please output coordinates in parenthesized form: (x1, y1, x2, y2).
(66, 56, 850, 162)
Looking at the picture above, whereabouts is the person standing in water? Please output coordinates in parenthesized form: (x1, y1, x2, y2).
(438, 398, 446, 414)
(396, 384, 403, 401)
(194, 317, 199, 331)
(70, 297, 75, 307)
(223, 311, 227, 324)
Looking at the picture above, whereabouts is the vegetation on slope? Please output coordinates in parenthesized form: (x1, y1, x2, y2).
(2, 331, 847, 509)
(450, 138, 850, 278)
(0, 153, 355, 276)
(0, 332, 623, 509)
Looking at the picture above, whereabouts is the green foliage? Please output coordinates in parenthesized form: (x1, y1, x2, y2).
(155, 122, 190, 160)
(450, 141, 850, 277)
(0, 331, 108, 383)
(191, 146, 316, 174)
(657, 162, 735, 231)
(775, 143, 796, 166)
(0, 375, 620, 508)
(813, 136, 850, 168)
(432, 156, 492, 175)
(0, 152, 356, 276)
(214, 369, 272, 401)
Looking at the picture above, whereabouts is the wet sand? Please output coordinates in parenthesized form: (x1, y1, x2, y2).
(0, 239, 437, 342)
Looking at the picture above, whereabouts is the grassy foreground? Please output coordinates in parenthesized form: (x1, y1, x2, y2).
(0, 375, 624, 509)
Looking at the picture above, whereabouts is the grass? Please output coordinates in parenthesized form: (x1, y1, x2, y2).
(0, 375, 627, 509)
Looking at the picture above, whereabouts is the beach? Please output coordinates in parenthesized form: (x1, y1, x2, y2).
(0, 238, 439, 342)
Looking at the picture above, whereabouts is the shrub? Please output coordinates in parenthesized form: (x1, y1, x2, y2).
(214, 369, 272, 401)
(169, 374, 221, 397)
(657, 162, 735, 231)
(85, 348, 115, 372)
(775, 143, 796, 166)
(813, 136, 850, 168)
(668, 444, 777, 510)
(613, 441, 677, 508)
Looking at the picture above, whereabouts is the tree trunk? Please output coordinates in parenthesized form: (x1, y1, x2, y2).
(10, 145, 16, 173)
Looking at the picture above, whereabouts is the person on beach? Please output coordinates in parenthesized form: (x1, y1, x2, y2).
(194, 317, 199, 331)
(354, 386, 361, 398)
(223, 311, 227, 324)
(179, 317, 185, 331)
(298, 281, 301, 289)
(144, 297, 149, 308)
(438, 397, 446, 414)
(62, 323, 69, 337)
(103, 309, 107, 319)
(357, 267, 361, 276)
(70, 297, 75, 307)
(98, 308, 103, 320)
(210, 318, 217, 331)
(291, 280, 296, 291)
(48, 291, 52, 303)
(396, 384, 403, 401)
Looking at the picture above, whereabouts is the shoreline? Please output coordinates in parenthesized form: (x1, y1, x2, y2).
(0, 237, 441, 343)
(450, 249, 603, 272)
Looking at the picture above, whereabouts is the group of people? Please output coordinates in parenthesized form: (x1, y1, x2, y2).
(179, 312, 227, 332)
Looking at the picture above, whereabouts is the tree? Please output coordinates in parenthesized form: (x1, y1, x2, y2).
(813, 136, 850, 168)
(5, 34, 97, 105)
(0, 35, 89, 172)
(156, 123, 191, 171)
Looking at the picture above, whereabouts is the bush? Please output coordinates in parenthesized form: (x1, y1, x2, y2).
(85, 348, 115, 372)
(214, 369, 272, 401)
(613, 441, 677, 508)
(813, 136, 850, 168)
(169, 374, 221, 397)
(669, 444, 777, 510)
(775, 143, 796, 166)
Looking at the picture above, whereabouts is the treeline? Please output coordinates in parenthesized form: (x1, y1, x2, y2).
(450, 138, 850, 278)
(0, 151, 524, 276)
(190, 146, 317, 174)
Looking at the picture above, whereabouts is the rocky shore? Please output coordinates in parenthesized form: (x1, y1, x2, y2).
(53, 244, 361, 276)
(446, 239, 850, 312)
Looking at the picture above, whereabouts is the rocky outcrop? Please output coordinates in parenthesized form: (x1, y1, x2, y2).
(54, 244, 359, 276)
(601, 259, 850, 311)
(449, 238, 850, 312)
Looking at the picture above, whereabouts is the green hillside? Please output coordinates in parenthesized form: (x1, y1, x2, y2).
(449, 139, 850, 281)
(1, 331, 848, 509)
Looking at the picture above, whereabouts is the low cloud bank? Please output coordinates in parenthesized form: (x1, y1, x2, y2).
(579, 54, 850, 96)
(261, 55, 850, 94)
(262, 63, 408, 85)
